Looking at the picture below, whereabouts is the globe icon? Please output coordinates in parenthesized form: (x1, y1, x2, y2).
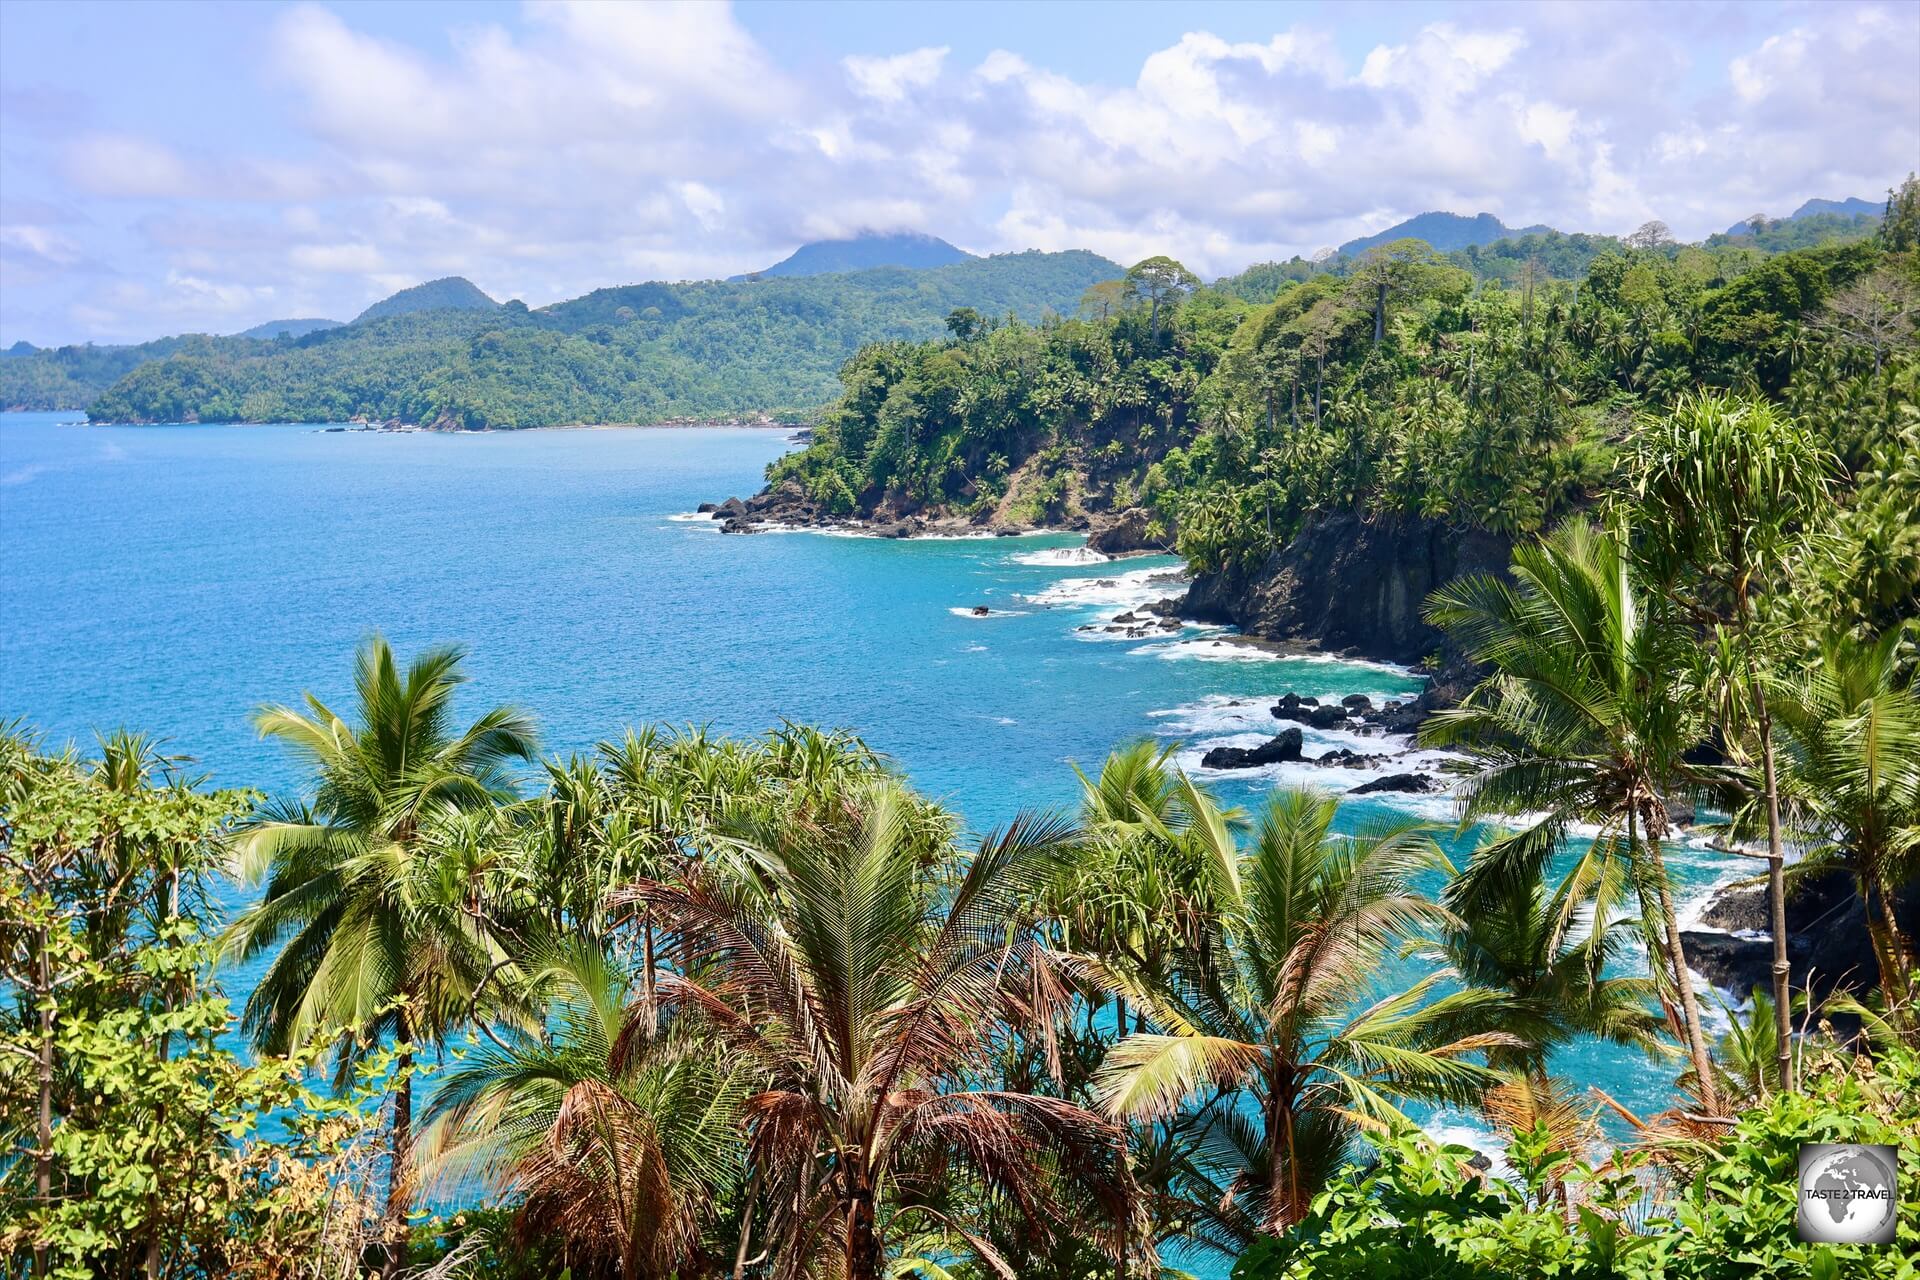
(1799, 1145, 1899, 1244)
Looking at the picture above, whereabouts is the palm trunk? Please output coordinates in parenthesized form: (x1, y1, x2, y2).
(382, 1020, 414, 1280)
(1865, 869, 1915, 1018)
(1373, 282, 1386, 344)
(1646, 833, 1719, 1113)
(1753, 696, 1795, 1093)
(845, 1177, 883, 1280)
(34, 926, 54, 1280)
(732, 1161, 763, 1280)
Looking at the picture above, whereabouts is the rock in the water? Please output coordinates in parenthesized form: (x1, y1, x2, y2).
(970, 605, 990, 616)
(1272, 699, 1349, 729)
(696, 501, 718, 514)
(1316, 748, 1387, 769)
(716, 497, 749, 519)
(1201, 728, 1304, 770)
(1349, 772, 1438, 795)
(1342, 694, 1373, 711)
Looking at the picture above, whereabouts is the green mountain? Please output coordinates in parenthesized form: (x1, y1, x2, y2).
(1338, 211, 1552, 258)
(233, 318, 342, 341)
(351, 276, 499, 324)
(731, 232, 974, 280)
(61, 249, 1120, 428)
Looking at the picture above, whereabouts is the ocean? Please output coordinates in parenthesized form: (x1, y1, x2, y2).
(0, 411, 1735, 1258)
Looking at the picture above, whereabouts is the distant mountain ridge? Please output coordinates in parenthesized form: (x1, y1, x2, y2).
(11, 249, 1121, 426)
(233, 318, 342, 341)
(732, 232, 974, 280)
(352, 277, 499, 324)
(1726, 195, 1881, 236)
(1337, 211, 1552, 258)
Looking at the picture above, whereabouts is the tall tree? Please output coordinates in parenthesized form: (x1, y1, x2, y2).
(1124, 256, 1200, 343)
(223, 636, 538, 1277)
(1422, 518, 1723, 1112)
(419, 941, 750, 1280)
(1626, 393, 1833, 1092)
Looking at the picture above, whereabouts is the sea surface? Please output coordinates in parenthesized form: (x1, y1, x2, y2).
(0, 411, 1737, 1258)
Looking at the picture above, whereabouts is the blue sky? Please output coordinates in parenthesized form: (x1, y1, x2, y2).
(2, 0, 1915, 346)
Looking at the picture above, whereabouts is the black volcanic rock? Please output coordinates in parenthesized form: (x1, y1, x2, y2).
(1350, 772, 1438, 795)
(1683, 869, 1920, 1000)
(1182, 512, 1511, 669)
(1201, 728, 1304, 770)
(1272, 700, 1349, 729)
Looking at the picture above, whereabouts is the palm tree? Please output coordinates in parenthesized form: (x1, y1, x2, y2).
(1421, 518, 1723, 1113)
(419, 941, 749, 1280)
(1420, 848, 1667, 1079)
(1092, 788, 1517, 1250)
(223, 635, 537, 1276)
(1772, 625, 1920, 1017)
(616, 781, 1142, 1280)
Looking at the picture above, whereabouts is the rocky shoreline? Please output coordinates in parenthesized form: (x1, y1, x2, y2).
(703, 483, 1171, 554)
(1682, 870, 1920, 1001)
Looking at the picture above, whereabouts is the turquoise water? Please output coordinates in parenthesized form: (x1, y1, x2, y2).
(0, 411, 1726, 1254)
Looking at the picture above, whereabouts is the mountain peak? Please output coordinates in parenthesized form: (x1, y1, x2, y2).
(1337, 211, 1553, 259)
(732, 231, 974, 281)
(352, 276, 500, 325)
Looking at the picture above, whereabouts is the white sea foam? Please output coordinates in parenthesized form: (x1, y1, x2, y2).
(667, 511, 719, 523)
(1133, 637, 1285, 663)
(1010, 545, 1109, 567)
(948, 606, 1028, 618)
(1020, 565, 1183, 611)
(1145, 690, 1463, 816)
(1419, 1113, 1513, 1178)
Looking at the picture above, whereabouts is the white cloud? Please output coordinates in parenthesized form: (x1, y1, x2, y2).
(844, 47, 948, 103)
(0, 225, 81, 265)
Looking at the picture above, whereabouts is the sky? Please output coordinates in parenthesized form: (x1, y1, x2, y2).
(1, 0, 1916, 347)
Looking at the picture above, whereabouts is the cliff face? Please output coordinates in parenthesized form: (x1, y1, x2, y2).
(1181, 512, 1512, 670)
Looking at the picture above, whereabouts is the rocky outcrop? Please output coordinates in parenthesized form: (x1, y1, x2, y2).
(1087, 507, 1166, 556)
(1180, 512, 1511, 668)
(1350, 772, 1440, 795)
(1271, 695, 1351, 730)
(1682, 869, 1920, 1000)
(1201, 728, 1304, 770)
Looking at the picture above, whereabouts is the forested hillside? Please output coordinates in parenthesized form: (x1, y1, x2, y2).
(1, 249, 1121, 426)
(760, 185, 1918, 624)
